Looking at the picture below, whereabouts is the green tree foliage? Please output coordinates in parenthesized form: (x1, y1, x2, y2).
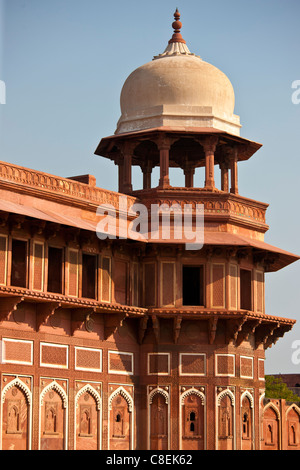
(265, 376, 300, 402)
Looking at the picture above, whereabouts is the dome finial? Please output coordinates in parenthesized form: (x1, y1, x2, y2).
(169, 8, 186, 44)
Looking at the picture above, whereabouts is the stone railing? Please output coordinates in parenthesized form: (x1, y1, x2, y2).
(0, 161, 267, 226)
(0, 161, 138, 211)
(134, 188, 268, 226)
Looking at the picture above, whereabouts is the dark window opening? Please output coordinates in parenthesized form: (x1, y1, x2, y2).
(47, 247, 63, 294)
(82, 254, 97, 299)
(242, 412, 249, 437)
(182, 266, 204, 306)
(190, 422, 195, 432)
(11, 239, 27, 288)
(189, 412, 196, 421)
(240, 269, 252, 310)
(116, 413, 121, 423)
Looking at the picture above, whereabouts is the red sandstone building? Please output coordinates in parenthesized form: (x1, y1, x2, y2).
(0, 10, 299, 451)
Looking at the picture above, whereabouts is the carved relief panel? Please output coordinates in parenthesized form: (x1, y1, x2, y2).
(181, 392, 204, 450)
(75, 382, 101, 450)
(241, 395, 253, 450)
(1, 376, 32, 450)
(149, 389, 169, 450)
(286, 407, 300, 449)
(262, 405, 279, 450)
(109, 394, 131, 450)
(218, 393, 234, 450)
(40, 380, 67, 450)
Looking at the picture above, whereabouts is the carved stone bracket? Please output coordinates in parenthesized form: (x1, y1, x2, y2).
(225, 247, 238, 261)
(71, 307, 97, 335)
(0, 296, 24, 322)
(64, 227, 80, 246)
(226, 317, 247, 344)
(36, 302, 62, 331)
(151, 315, 160, 344)
(236, 319, 262, 346)
(208, 316, 218, 344)
(173, 315, 182, 344)
(236, 249, 249, 261)
(0, 212, 9, 227)
(255, 322, 280, 349)
(45, 223, 61, 240)
(30, 220, 46, 237)
(9, 214, 25, 232)
(104, 312, 127, 340)
(265, 323, 289, 349)
(138, 315, 148, 345)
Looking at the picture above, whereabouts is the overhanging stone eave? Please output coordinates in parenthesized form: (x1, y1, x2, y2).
(95, 127, 262, 162)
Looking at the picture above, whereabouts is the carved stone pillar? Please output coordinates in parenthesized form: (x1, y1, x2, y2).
(220, 160, 230, 192)
(203, 136, 218, 190)
(121, 142, 134, 194)
(115, 157, 124, 193)
(230, 147, 238, 195)
(157, 136, 171, 188)
(184, 165, 195, 188)
(142, 161, 153, 190)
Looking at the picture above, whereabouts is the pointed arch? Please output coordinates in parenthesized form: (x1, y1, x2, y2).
(240, 390, 254, 409)
(148, 387, 169, 405)
(75, 384, 101, 411)
(286, 403, 300, 419)
(217, 388, 235, 406)
(108, 386, 133, 412)
(263, 401, 280, 420)
(40, 381, 67, 409)
(259, 392, 265, 407)
(180, 387, 205, 406)
(180, 387, 206, 450)
(148, 386, 170, 450)
(2, 377, 32, 405)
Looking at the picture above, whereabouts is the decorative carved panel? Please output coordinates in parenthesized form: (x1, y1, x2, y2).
(40, 388, 65, 450)
(218, 394, 234, 450)
(181, 393, 204, 450)
(150, 392, 168, 450)
(109, 394, 131, 450)
(2, 385, 29, 450)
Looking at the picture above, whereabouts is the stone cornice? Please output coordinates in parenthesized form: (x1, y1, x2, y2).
(147, 307, 295, 325)
(0, 287, 294, 348)
(0, 287, 294, 326)
(0, 286, 147, 316)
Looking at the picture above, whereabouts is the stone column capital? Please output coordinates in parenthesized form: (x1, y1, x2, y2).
(202, 135, 219, 153)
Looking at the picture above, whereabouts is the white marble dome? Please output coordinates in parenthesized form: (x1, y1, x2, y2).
(115, 13, 241, 136)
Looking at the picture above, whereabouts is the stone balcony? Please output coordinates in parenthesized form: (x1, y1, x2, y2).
(133, 187, 269, 238)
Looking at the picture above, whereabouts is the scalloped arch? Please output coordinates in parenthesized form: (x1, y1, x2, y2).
(180, 387, 205, 406)
(263, 401, 280, 420)
(217, 388, 235, 406)
(75, 384, 101, 411)
(240, 390, 254, 409)
(40, 381, 68, 409)
(148, 387, 169, 405)
(108, 386, 133, 413)
(2, 377, 32, 405)
(286, 403, 300, 418)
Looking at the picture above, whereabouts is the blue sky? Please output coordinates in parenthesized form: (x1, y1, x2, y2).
(0, 0, 300, 374)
